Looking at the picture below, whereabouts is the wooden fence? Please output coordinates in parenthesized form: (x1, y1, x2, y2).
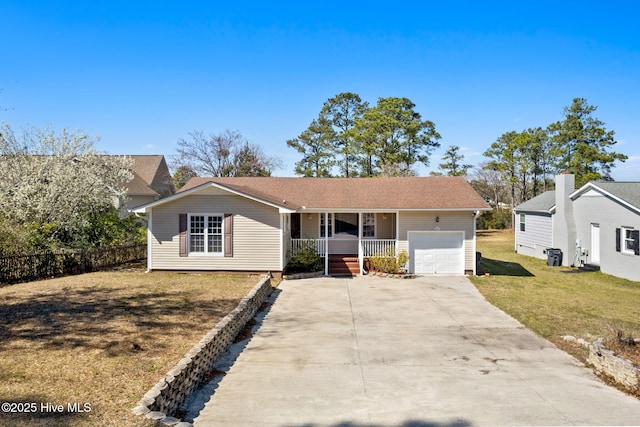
(0, 244, 147, 285)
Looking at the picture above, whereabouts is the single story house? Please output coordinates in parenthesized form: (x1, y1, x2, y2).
(133, 176, 490, 277)
(514, 174, 640, 282)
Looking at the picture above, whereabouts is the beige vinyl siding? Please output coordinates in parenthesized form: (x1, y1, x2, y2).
(300, 213, 320, 238)
(398, 211, 475, 271)
(150, 189, 281, 271)
(375, 213, 395, 239)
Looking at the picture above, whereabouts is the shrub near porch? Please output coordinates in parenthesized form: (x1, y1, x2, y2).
(367, 250, 409, 274)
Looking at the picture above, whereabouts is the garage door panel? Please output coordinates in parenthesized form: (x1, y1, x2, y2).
(408, 231, 464, 275)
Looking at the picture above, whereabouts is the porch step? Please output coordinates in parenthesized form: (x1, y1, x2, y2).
(329, 254, 359, 276)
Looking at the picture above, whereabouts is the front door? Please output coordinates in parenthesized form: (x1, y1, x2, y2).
(591, 223, 600, 264)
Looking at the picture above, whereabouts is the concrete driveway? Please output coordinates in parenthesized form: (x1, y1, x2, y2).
(193, 276, 640, 426)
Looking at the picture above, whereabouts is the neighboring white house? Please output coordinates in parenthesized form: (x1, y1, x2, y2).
(514, 174, 640, 282)
(133, 176, 491, 277)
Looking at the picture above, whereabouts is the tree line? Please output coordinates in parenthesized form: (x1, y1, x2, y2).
(286, 94, 626, 208)
(0, 93, 627, 251)
(286, 92, 441, 177)
(172, 94, 627, 217)
(475, 97, 626, 208)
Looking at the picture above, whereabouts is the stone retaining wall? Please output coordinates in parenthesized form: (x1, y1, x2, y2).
(588, 339, 640, 390)
(133, 275, 273, 425)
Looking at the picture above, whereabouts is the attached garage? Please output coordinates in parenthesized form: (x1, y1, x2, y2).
(408, 231, 465, 275)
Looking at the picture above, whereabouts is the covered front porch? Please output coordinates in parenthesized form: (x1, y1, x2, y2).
(287, 212, 398, 276)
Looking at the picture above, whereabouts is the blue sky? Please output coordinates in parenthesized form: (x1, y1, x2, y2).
(2, 1, 639, 179)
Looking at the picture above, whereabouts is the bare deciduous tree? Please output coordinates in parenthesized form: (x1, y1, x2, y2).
(172, 129, 281, 177)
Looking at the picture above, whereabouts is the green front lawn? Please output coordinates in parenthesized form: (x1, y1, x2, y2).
(470, 230, 640, 362)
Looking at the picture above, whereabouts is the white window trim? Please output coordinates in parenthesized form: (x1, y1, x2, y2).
(319, 213, 333, 238)
(362, 212, 376, 239)
(188, 213, 224, 256)
(318, 213, 381, 239)
(622, 226, 635, 255)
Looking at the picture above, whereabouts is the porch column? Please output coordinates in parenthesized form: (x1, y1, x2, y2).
(358, 212, 363, 274)
(395, 211, 400, 256)
(324, 212, 329, 276)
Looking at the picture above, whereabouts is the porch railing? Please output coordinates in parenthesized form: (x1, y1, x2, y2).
(290, 238, 396, 259)
(361, 239, 396, 257)
(290, 239, 327, 257)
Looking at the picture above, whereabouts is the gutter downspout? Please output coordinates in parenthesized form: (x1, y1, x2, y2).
(146, 210, 153, 272)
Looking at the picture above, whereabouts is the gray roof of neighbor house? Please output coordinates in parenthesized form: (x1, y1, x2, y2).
(514, 181, 640, 215)
(162, 176, 491, 211)
(513, 191, 556, 214)
(583, 181, 640, 211)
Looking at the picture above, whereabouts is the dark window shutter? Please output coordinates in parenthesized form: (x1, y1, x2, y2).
(632, 230, 640, 256)
(179, 214, 188, 257)
(615, 228, 621, 252)
(224, 214, 233, 257)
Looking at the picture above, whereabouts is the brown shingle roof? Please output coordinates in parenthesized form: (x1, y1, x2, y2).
(126, 171, 160, 196)
(178, 177, 490, 210)
(129, 155, 165, 185)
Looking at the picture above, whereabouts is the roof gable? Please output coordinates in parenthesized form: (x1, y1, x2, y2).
(126, 171, 160, 196)
(571, 181, 640, 214)
(128, 155, 163, 183)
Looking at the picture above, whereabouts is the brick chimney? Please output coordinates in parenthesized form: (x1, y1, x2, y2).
(554, 173, 576, 266)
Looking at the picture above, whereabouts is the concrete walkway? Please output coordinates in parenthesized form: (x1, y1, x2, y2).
(193, 276, 640, 426)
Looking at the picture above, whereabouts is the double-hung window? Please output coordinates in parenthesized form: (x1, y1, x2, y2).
(617, 226, 640, 256)
(622, 227, 636, 255)
(362, 213, 375, 238)
(189, 214, 223, 254)
(320, 213, 333, 238)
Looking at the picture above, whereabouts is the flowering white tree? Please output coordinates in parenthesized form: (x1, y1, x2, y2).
(0, 124, 133, 240)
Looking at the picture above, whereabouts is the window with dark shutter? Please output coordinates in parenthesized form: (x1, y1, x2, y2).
(224, 214, 233, 257)
(632, 230, 640, 256)
(616, 228, 621, 252)
(179, 214, 188, 257)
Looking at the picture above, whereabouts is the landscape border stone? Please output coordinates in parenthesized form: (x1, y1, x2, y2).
(588, 338, 640, 391)
(132, 274, 273, 426)
(282, 271, 324, 280)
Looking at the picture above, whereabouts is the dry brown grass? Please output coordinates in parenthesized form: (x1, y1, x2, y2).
(0, 269, 258, 426)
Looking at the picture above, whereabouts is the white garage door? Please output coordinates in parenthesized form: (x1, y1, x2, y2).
(408, 231, 465, 275)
